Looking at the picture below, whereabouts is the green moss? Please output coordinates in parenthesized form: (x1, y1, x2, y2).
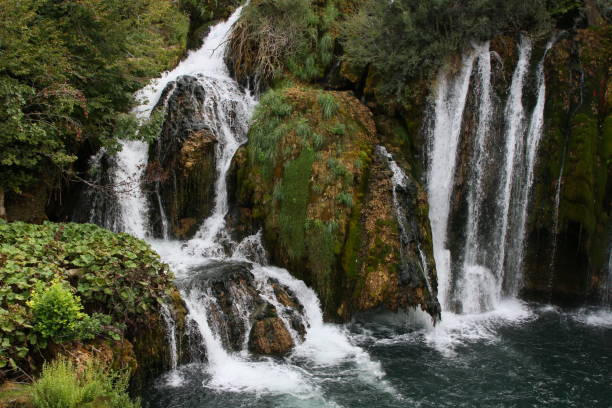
(305, 220, 338, 306)
(561, 114, 597, 235)
(278, 149, 315, 260)
(240, 86, 379, 317)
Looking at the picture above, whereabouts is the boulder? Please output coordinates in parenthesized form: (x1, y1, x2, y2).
(146, 75, 218, 239)
(181, 261, 305, 356)
(233, 87, 440, 321)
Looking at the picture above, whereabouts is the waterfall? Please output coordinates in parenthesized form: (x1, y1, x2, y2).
(97, 7, 249, 239)
(84, 6, 388, 399)
(547, 165, 564, 297)
(494, 37, 532, 291)
(506, 38, 556, 296)
(183, 74, 254, 257)
(427, 50, 477, 310)
(426, 37, 553, 318)
(458, 43, 498, 313)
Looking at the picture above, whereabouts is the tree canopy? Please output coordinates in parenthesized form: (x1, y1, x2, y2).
(0, 0, 189, 193)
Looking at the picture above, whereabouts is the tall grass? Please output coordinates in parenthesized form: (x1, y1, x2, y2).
(31, 358, 139, 408)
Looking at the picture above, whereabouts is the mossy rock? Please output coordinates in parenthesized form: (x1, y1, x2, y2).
(523, 27, 611, 304)
(234, 86, 440, 321)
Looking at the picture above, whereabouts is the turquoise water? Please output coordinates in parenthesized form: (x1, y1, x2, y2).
(143, 304, 612, 407)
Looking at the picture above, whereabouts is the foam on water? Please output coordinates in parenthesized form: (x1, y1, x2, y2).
(572, 309, 612, 328)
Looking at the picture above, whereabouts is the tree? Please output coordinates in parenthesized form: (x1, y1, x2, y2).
(0, 0, 189, 212)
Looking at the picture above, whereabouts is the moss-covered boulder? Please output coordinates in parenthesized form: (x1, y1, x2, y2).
(146, 76, 218, 239)
(233, 87, 440, 321)
(0, 221, 187, 386)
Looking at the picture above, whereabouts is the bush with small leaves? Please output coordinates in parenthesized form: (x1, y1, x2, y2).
(29, 281, 91, 342)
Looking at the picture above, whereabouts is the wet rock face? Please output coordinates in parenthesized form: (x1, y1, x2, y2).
(357, 149, 440, 320)
(248, 305, 294, 356)
(523, 28, 611, 305)
(147, 75, 218, 239)
(181, 261, 305, 357)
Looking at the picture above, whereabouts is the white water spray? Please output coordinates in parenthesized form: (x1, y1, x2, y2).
(494, 37, 532, 285)
(427, 50, 477, 310)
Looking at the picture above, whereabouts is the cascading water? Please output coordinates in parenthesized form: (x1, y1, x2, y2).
(424, 38, 557, 352)
(86, 7, 392, 404)
(506, 38, 556, 296)
(495, 37, 532, 292)
(427, 50, 477, 311)
(458, 42, 498, 314)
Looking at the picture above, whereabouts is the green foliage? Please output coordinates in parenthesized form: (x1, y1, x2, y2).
(337, 192, 354, 207)
(106, 110, 166, 154)
(249, 89, 294, 176)
(28, 281, 105, 342)
(327, 157, 348, 179)
(0, 0, 188, 192)
(0, 221, 173, 371)
(329, 122, 347, 136)
(31, 357, 139, 408)
(318, 93, 340, 119)
(228, 0, 342, 87)
(279, 150, 316, 259)
(342, 0, 553, 98)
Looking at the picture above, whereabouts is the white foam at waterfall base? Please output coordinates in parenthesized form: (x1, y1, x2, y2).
(425, 300, 534, 356)
(572, 308, 612, 328)
(182, 287, 316, 397)
(374, 300, 534, 357)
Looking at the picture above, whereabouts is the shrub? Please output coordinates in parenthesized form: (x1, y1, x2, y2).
(341, 0, 553, 99)
(31, 357, 139, 408)
(318, 93, 339, 120)
(29, 281, 93, 342)
(338, 192, 354, 207)
(227, 0, 345, 88)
